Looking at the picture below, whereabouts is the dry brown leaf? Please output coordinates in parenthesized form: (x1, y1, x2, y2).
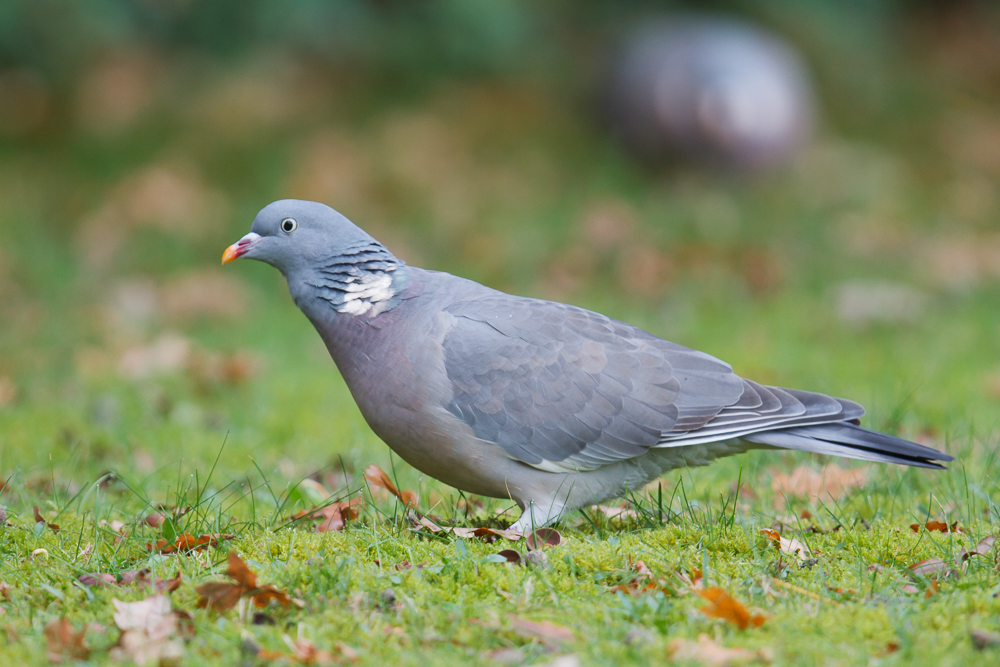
(760, 528, 813, 561)
(667, 634, 772, 666)
(697, 587, 767, 630)
(498, 549, 523, 565)
(509, 615, 574, 646)
(770, 464, 867, 505)
(525, 528, 562, 551)
(110, 594, 189, 664)
(33, 505, 59, 532)
(291, 497, 364, 533)
(0, 581, 11, 601)
(608, 560, 678, 597)
(78, 573, 117, 588)
(256, 635, 358, 665)
(98, 519, 126, 534)
(909, 558, 949, 578)
(971, 629, 1000, 650)
(118, 570, 182, 594)
(410, 515, 522, 542)
(147, 532, 234, 554)
(910, 520, 964, 533)
(363, 464, 417, 507)
(44, 618, 90, 663)
(196, 551, 301, 612)
(413, 515, 445, 533)
(633, 560, 652, 577)
(961, 535, 997, 562)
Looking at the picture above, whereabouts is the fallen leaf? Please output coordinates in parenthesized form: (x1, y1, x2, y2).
(509, 615, 574, 646)
(363, 464, 417, 507)
(118, 570, 182, 593)
(633, 560, 652, 576)
(44, 618, 89, 663)
(413, 515, 445, 533)
(971, 629, 1000, 650)
(608, 560, 678, 597)
(110, 595, 188, 664)
(99, 519, 127, 533)
(147, 532, 234, 554)
(409, 514, 522, 542)
(525, 528, 562, 551)
(910, 520, 964, 533)
(78, 573, 117, 588)
(961, 535, 997, 562)
(33, 505, 59, 532)
(291, 497, 364, 533)
(770, 464, 867, 506)
(498, 549, 523, 565)
(196, 551, 301, 611)
(760, 528, 813, 561)
(256, 635, 357, 665)
(0, 581, 11, 601)
(697, 587, 767, 630)
(667, 634, 772, 666)
(909, 558, 949, 578)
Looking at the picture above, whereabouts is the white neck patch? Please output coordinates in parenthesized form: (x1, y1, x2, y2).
(335, 273, 395, 316)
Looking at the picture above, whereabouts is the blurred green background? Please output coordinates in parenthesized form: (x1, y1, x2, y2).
(1, 0, 999, 497)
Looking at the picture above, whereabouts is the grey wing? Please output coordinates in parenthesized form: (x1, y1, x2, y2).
(440, 293, 951, 472)
(441, 294, 749, 471)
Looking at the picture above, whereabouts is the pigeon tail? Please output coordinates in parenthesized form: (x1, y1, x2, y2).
(744, 422, 952, 469)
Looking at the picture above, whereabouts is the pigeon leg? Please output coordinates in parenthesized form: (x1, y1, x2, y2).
(509, 496, 568, 534)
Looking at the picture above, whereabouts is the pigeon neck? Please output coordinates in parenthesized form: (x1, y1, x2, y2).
(298, 240, 406, 319)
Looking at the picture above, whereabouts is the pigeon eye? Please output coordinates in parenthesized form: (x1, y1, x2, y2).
(280, 218, 297, 233)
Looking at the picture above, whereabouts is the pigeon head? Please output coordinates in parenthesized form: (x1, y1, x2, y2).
(224, 199, 405, 317)
(223, 200, 377, 273)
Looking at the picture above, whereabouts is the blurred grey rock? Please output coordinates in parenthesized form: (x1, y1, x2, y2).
(835, 281, 929, 325)
(524, 550, 549, 569)
(604, 17, 815, 170)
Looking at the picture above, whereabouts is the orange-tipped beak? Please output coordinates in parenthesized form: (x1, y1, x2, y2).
(221, 243, 241, 264)
(221, 232, 261, 264)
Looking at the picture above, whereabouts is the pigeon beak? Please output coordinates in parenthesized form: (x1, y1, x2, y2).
(222, 232, 261, 264)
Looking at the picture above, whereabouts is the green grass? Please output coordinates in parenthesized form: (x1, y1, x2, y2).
(4, 9, 1000, 662)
